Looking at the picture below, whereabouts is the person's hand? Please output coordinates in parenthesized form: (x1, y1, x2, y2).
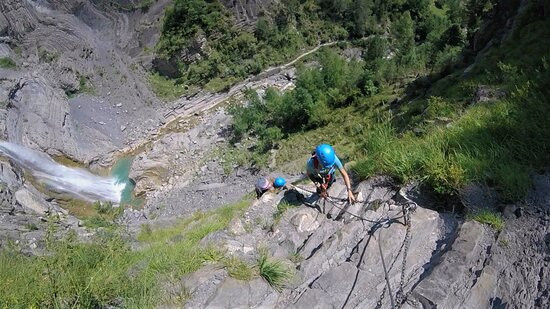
(347, 189, 356, 204)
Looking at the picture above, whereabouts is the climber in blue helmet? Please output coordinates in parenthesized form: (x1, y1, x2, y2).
(255, 176, 287, 199)
(306, 144, 356, 203)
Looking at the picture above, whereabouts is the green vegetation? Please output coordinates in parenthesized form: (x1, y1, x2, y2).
(354, 15, 550, 199)
(148, 72, 191, 100)
(498, 238, 508, 248)
(288, 250, 304, 264)
(155, 0, 372, 89)
(224, 257, 256, 281)
(110, 0, 157, 12)
(24, 223, 39, 231)
(231, 49, 374, 152)
(230, 1, 550, 202)
(468, 209, 504, 231)
(0, 57, 16, 69)
(65, 75, 96, 98)
(0, 198, 251, 307)
(81, 202, 123, 229)
(154, 0, 495, 90)
(257, 249, 293, 291)
(38, 49, 59, 63)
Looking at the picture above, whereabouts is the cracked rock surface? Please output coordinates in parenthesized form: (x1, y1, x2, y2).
(181, 175, 549, 309)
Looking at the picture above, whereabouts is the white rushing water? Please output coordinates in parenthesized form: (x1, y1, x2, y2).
(0, 141, 125, 203)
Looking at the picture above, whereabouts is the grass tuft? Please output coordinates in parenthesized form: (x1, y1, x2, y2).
(148, 73, 191, 101)
(257, 250, 293, 291)
(224, 257, 256, 281)
(468, 209, 505, 232)
(273, 201, 298, 223)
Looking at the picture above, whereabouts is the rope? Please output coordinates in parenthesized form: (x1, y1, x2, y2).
(377, 227, 396, 309)
(288, 184, 366, 203)
(290, 183, 410, 224)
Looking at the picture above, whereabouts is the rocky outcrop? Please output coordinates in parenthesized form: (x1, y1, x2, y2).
(180, 174, 549, 308)
(0, 161, 81, 255)
(129, 109, 232, 196)
(182, 178, 457, 308)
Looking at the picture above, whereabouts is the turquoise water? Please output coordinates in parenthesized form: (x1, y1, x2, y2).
(110, 157, 142, 206)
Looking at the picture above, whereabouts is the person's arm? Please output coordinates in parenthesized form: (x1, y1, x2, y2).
(340, 168, 356, 203)
(335, 157, 355, 203)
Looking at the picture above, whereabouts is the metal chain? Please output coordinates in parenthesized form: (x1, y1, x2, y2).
(293, 184, 418, 308)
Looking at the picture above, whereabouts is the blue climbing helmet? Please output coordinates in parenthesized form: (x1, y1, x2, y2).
(274, 177, 286, 188)
(315, 144, 336, 168)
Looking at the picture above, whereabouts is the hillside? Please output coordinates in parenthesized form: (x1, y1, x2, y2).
(0, 0, 549, 308)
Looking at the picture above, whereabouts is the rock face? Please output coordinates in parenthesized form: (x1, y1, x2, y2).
(0, 0, 168, 162)
(129, 109, 232, 196)
(220, 0, 277, 26)
(181, 175, 550, 309)
(0, 161, 85, 255)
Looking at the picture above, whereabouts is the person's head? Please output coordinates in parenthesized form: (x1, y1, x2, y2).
(273, 177, 286, 188)
(256, 177, 272, 190)
(315, 144, 336, 168)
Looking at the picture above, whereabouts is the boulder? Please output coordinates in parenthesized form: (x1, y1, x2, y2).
(14, 188, 50, 215)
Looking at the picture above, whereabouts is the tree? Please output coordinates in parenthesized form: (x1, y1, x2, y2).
(255, 18, 275, 41)
(351, 0, 375, 37)
(366, 35, 388, 60)
(392, 10, 415, 61)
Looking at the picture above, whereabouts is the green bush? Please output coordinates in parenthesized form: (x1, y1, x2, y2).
(0, 57, 16, 69)
(148, 73, 188, 100)
(230, 49, 371, 155)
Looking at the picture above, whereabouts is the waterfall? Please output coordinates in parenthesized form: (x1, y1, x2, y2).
(0, 141, 126, 203)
